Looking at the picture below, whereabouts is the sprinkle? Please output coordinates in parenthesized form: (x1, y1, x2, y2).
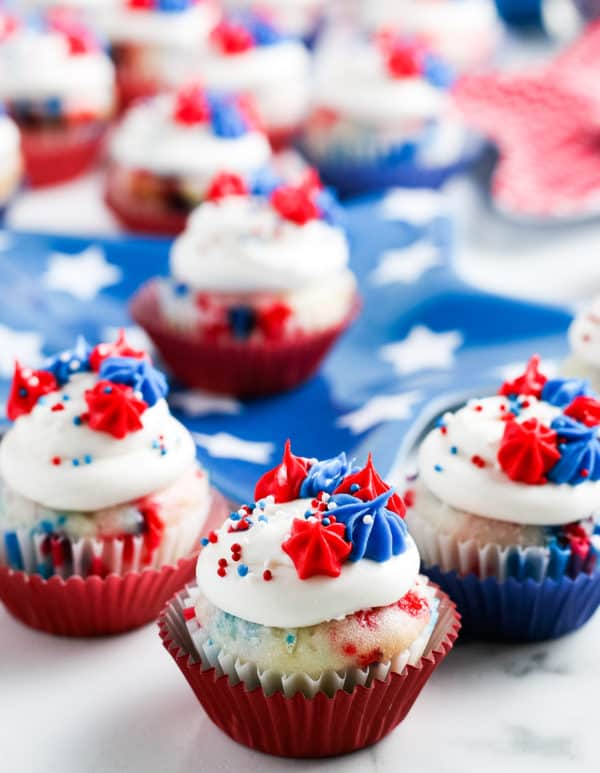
(73, 416, 82, 426)
(471, 455, 486, 468)
(72, 458, 80, 467)
(231, 543, 242, 554)
(103, 386, 113, 394)
(440, 425, 447, 435)
(217, 567, 227, 577)
(434, 464, 443, 472)
(84, 454, 92, 465)
(51, 456, 61, 466)
(322, 517, 330, 526)
(51, 403, 65, 412)
(231, 552, 241, 562)
(201, 537, 209, 547)
(450, 446, 458, 454)
(208, 530, 218, 544)
(237, 564, 249, 577)
(258, 515, 268, 523)
(229, 512, 241, 521)
(350, 483, 360, 493)
(474, 405, 483, 412)
(581, 468, 590, 478)
(62, 395, 70, 401)
(263, 569, 273, 581)
(218, 558, 228, 568)
(362, 514, 374, 525)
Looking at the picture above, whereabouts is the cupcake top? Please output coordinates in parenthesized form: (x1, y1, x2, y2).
(0, 10, 115, 112)
(419, 356, 600, 527)
(0, 331, 196, 512)
(0, 106, 20, 166)
(110, 84, 271, 178)
(96, 0, 219, 46)
(313, 27, 455, 125)
(196, 442, 419, 627)
(568, 298, 600, 369)
(169, 168, 348, 293)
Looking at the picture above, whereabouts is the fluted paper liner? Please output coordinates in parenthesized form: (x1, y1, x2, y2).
(131, 281, 360, 397)
(0, 489, 228, 637)
(158, 583, 460, 758)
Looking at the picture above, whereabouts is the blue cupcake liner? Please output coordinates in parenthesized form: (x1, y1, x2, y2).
(424, 564, 600, 642)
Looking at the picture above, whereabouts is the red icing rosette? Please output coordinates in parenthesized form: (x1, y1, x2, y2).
(498, 355, 547, 399)
(254, 439, 312, 502)
(497, 418, 560, 485)
(564, 395, 600, 427)
(7, 362, 58, 420)
(333, 453, 406, 517)
(282, 518, 351, 579)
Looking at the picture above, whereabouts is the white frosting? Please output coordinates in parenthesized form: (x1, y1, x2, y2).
(568, 299, 600, 369)
(195, 41, 311, 129)
(196, 498, 421, 628)
(170, 195, 350, 293)
(96, 1, 218, 46)
(110, 94, 271, 178)
(0, 29, 114, 113)
(223, 0, 324, 36)
(0, 372, 197, 512)
(0, 114, 20, 170)
(419, 395, 600, 526)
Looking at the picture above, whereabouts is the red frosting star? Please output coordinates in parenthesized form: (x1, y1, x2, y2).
(271, 184, 320, 226)
(282, 518, 352, 579)
(333, 453, 406, 517)
(89, 329, 147, 371)
(205, 172, 248, 202)
(84, 380, 148, 439)
(497, 418, 560, 485)
(7, 362, 58, 420)
(498, 355, 547, 399)
(254, 440, 312, 502)
(172, 84, 211, 126)
(210, 20, 254, 55)
(564, 395, 600, 428)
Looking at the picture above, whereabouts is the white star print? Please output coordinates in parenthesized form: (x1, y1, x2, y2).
(379, 188, 446, 225)
(337, 391, 422, 434)
(192, 432, 274, 464)
(0, 231, 14, 251)
(43, 246, 122, 301)
(0, 324, 44, 378)
(170, 391, 242, 417)
(380, 325, 463, 375)
(370, 240, 441, 286)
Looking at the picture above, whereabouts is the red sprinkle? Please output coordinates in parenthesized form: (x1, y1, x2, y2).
(217, 567, 227, 578)
(471, 455, 486, 468)
(51, 456, 61, 466)
(208, 530, 218, 544)
(231, 543, 242, 553)
(474, 405, 483, 412)
(440, 425, 447, 435)
(263, 569, 273, 581)
(403, 489, 415, 508)
(51, 403, 65, 412)
(581, 468, 589, 478)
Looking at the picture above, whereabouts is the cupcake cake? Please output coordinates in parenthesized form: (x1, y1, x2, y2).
(0, 331, 227, 636)
(159, 443, 460, 757)
(96, 0, 219, 108)
(191, 10, 312, 148)
(105, 83, 272, 234)
(0, 106, 22, 213)
(405, 356, 600, 642)
(564, 298, 600, 392)
(0, 9, 115, 187)
(131, 167, 358, 395)
(222, 0, 326, 44)
(358, 0, 502, 72)
(301, 26, 477, 196)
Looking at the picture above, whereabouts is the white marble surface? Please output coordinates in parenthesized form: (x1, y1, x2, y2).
(1, 600, 597, 773)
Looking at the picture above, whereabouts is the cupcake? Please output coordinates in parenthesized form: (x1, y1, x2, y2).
(405, 355, 600, 642)
(130, 167, 359, 395)
(358, 0, 502, 72)
(222, 0, 326, 45)
(190, 10, 312, 149)
(0, 331, 227, 636)
(301, 26, 477, 197)
(0, 9, 115, 187)
(0, 106, 22, 213)
(564, 298, 600, 392)
(159, 443, 460, 757)
(95, 0, 219, 109)
(105, 83, 272, 234)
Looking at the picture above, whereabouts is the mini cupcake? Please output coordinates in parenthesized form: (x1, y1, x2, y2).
(301, 27, 477, 196)
(0, 331, 227, 636)
(358, 0, 502, 72)
(105, 83, 272, 234)
(190, 11, 312, 149)
(564, 298, 600, 392)
(0, 106, 22, 213)
(159, 443, 460, 757)
(131, 167, 358, 395)
(0, 9, 115, 187)
(405, 356, 600, 642)
(222, 0, 326, 45)
(96, 0, 219, 109)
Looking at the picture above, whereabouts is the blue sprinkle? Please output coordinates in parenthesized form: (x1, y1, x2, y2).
(257, 498, 266, 509)
(434, 464, 443, 472)
(229, 512, 241, 521)
(201, 537, 209, 546)
(174, 282, 189, 296)
(258, 515, 268, 523)
(103, 386, 112, 394)
(5, 532, 23, 571)
(350, 483, 360, 493)
(84, 454, 92, 465)
(38, 396, 47, 405)
(237, 564, 249, 577)
(322, 517, 330, 526)
(160, 448, 167, 456)
(152, 439, 160, 449)
(40, 520, 54, 534)
(450, 446, 458, 455)
(18, 387, 27, 398)
(62, 394, 70, 401)
(73, 416, 82, 426)
(72, 458, 80, 467)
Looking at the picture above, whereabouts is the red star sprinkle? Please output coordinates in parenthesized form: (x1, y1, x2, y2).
(254, 440, 312, 502)
(282, 518, 352, 579)
(497, 418, 560, 485)
(7, 362, 58, 420)
(84, 380, 148, 439)
(333, 453, 406, 517)
(498, 355, 547, 399)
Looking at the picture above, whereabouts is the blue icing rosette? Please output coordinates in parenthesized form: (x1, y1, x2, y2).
(541, 377, 592, 408)
(99, 356, 168, 406)
(299, 452, 358, 498)
(45, 336, 92, 385)
(548, 416, 600, 485)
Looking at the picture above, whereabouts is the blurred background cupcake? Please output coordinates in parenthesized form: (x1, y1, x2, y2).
(301, 24, 478, 197)
(105, 83, 272, 234)
(0, 332, 226, 636)
(405, 356, 600, 642)
(95, 0, 220, 109)
(221, 0, 327, 45)
(188, 9, 312, 149)
(0, 105, 22, 214)
(0, 8, 115, 187)
(130, 167, 358, 396)
(564, 298, 600, 391)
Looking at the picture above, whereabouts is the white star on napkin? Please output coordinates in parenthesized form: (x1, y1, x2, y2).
(370, 240, 441, 286)
(338, 391, 422, 434)
(171, 391, 242, 417)
(380, 325, 463, 375)
(43, 246, 122, 301)
(378, 188, 446, 225)
(192, 432, 274, 464)
(0, 324, 44, 378)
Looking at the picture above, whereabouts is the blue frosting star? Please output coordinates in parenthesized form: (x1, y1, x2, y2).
(423, 53, 455, 89)
(299, 452, 359, 498)
(99, 356, 168, 406)
(548, 416, 600, 485)
(208, 93, 249, 138)
(46, 336, 92, 385)
(329, 490, 407, 562)
(541, 378, 593, 408)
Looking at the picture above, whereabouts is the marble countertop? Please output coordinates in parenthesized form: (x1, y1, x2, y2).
(1, 601, 596, 773)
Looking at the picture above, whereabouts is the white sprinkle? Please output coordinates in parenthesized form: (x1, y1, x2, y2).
(362, 515, 374, 525)
(327, 501, 337, 510)
(69, 359, 80, 370)
(321, 492, 331, 502)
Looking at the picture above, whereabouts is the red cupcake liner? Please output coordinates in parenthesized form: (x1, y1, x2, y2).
(158, 584, 460, 758)
(20, 123, 108, 187)
(0, 489, 229, 637)
(104, 165, 189, 236)
(130, 281, 360, 397)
